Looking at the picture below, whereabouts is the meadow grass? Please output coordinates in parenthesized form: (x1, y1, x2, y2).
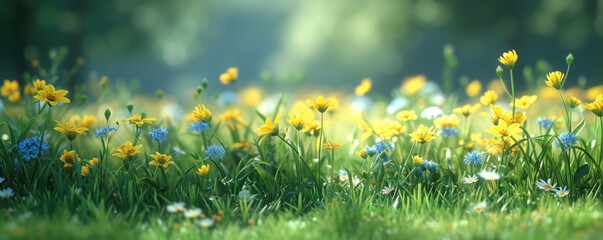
(1, 48, 603, 239)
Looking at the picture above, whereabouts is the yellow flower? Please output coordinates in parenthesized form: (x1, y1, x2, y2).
(239, 87, 262, 107)
(498, 49, 518, 69)
(303, 120, 322, 135)
(233, 138, 252, 150)
(1, 80, 19, 96)
(219, 67, 238, 84)
(111, 141, 143, 160)
(220, 108, 246, 130)
(70, 114, 97, 128)
(478, 138, 504, 155)
(511, 95, 537, 110)
(307, 96, 338, 113)
(34, 84, 70, 106)
(466, 80, 482, 97)
(434, 115, 459, 130)
(360, 119, 406, 140)
(453, 104, 481, 117)
(89, 158, 99, 167)
(149, 152, 175, 168)
(355, 78, 372, 96)
(255, 113, 281, 145)
(480, 90, 498, 105)
(323, 139, 342, 151)
(33, 79, 46, 90)
(545, 71, 564, 90)
(409, 124, 436, 143)
(582, 94, 603, 117)
(288, 113, 306, 131)
(8, 92, 20, 103)
(81, 165, 90, 177)
(54, 121, 88, 140)
(567, 96, 582, 109)
(196, 164, 210, 176)
(23, 85, 37, 96)
(481, 104, 505, 124)
(192, 104, 213, 123)
(401, 75, 427, 94)
(502, 111, 527, 125)
(396, 110, 417, 121)
(60, 150, 81, 168)
(122, 114, 157, 127)
(586, 85, 603, 100)
(355, 149, 367, 159)
(486, 120, 522, 142)
(412, 155, 424, 164)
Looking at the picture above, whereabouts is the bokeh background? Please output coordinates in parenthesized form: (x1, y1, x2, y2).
(1, 0, 602, 96)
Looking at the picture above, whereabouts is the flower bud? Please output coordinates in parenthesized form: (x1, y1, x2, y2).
(496, 65, 504, 79)
(566, 53, 574, 66)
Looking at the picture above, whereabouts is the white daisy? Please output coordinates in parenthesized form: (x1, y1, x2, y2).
(478, 170, 500, 180)
(197, 218, 215, 228)
(381, 186, 395, 195)
(554, 186, 569, 197)
(470, 201, 487, 213)
(166, 202, 186, 213)
(0, 188, 14, 198)
(184, 208, 202, 218)
(536, 179, 556, 191)
(463, 175, 478, 184)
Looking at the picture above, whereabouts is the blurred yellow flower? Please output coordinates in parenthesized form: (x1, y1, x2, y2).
(355, 149, 367, 159)
(34, 85, 70, 106)
(323, 139, 342, 151)
(220, 108, 247, 130)
(545, 71, 564, 90)
(8, 92, 20, 103)
(479, 138, 504, 155)
(307, 96, 338, 113)
(582, 94, 603, 117)
(89, 158, 99, 167)
(453, 104, 481, 117)
(396, 110, 417, 121)
(511, 95, 537, 110)
(409, 124, 435, 143)
(355, 78, 372, 96)
(1, 79, 19, 96)
(54, 120, 88, 140)
(498, 50, 518, 69)
(303, 120, 322, 135)
(111, 141, 143, 160)
(567, 96, 582, 108)
(197, 164, 210, 176)
(255, 113, 281, 145)
(24, 85, 37, 96)
(434, 115, 458, 130)
(192, 104, 213, 123)
(81, 165, 90, 176)
(233, 138, 252, 150)
(60, 150, 81, 168)
(33, 79, 46, 90)
(585, 85, 603, 100)
(481, 104, 504, 124)
(290, 100, 315, 121)
(288, 113, 306, 131)
(220, 67, 238, 84)
(486, 120, 521, 142)
(70, 114, 97, 128)
(239, 87, 262, 107)
(503, 111, 527, 125)
(122, 114, 157, 127)
(480, 90, 498, 105)
(401, 75, 427, 94)
(412, 155, 424, 164)
(149, 152, 175, 168)
(466, 80, 482, 97)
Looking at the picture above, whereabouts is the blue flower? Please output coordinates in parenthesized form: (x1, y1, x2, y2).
(149, 127, 169, 142)
(95, 126, 117, 138)
(537, 117, 554, 130)
(17, 137, 49, 161)
(556, 132, 579, 148)
(205, 144, 226, 160)
(189, 122, 210, 133)
(374, 140, 394, 152)
(439, 127, 458, 137)
(365, 145, 378, 157)
(464, 151, 484, 166)
(421, 160, 439, 172)
(387, 97, 409, 114)
(412, 168, 424, 177)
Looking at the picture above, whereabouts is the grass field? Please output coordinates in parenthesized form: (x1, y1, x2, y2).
(1, 49, 603, 239)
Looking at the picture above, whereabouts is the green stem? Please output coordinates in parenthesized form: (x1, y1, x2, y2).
(557, 90, 572, 132)
(38, 106, 53, 158)
(510, 69, 516, 119)
(318, 113, 324, 194)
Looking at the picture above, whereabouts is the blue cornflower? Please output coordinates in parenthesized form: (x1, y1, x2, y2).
(439, 127, 458, 137)
(421, 160, 439, 172)
(556, 132, 579, 148)
(464, 151, 484, 166)
(189, 122, 210, 133)
(149, 127, 169, 142)
(374, 140, 394, 152)
(17, 136, 49, 161)
(365, 145, 378, 157)
(537, 117, 554, 130)
(412, 168, 424, 177)
(205, 144, 226, 160)
(95, 126, 117, 138)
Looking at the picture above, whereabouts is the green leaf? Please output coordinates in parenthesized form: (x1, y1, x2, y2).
(574, 164, 590, 184)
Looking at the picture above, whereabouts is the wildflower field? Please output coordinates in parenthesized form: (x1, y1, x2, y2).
(1, 48, 603, 240)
